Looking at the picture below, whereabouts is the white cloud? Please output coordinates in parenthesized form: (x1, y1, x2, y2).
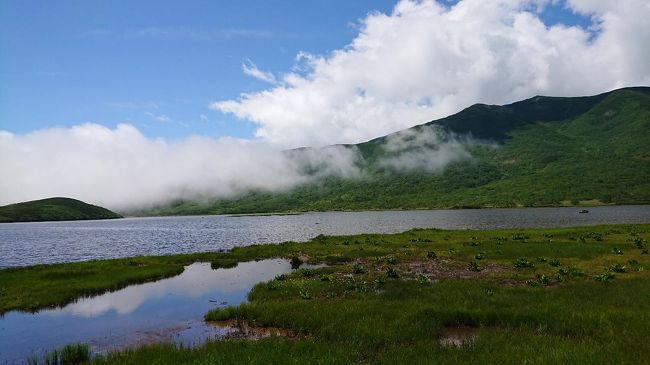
(131, 27, 275, 40)
(378, 125, 472, 172)
(242, 59, 278, 84)
(211, 0, 650, 148)
(0, 123, 362, 211)
(144, 111, 171, 123)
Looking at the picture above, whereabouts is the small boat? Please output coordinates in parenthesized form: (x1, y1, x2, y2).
(579, 209, 589, 214)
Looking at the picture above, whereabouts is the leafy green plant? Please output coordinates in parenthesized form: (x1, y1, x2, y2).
(512, 233, 529, 241)
(319, 274, 335, 282)
(299, 289, 312, 300)
(474, 253, 483, 260)
(417, 274, 430, 285)
(426, 251, 437, 259)
(386, 266, 399, 278)
(610, 263, 626, 273)
(352, 264, 365, 274)
(595, 270, 615, 282)
(275, 274, 287, 281)
(612, 247, 623, 255)
(633, 237, 647, 249)
(467, 261, 480, 272)
(537, 274, 551, 286)
(513, 258, 535, 268)
(549, 259, 561, 267)
(300, 268, 316, 277)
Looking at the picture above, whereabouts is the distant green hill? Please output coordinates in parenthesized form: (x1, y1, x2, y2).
(0, 197, 122, 223)
(144, 87, 650, 215)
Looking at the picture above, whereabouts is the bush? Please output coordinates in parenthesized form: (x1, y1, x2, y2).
(290, 255, 303, 269)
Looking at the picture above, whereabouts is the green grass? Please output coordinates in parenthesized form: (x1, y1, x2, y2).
(141, 87, 650, 216)
(28, 343, 90, 365)
(2, 224, 650, 364)
(0, 197, 122, 223)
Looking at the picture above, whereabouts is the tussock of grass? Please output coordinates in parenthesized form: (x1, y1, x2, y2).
(28, 343, 90, 365)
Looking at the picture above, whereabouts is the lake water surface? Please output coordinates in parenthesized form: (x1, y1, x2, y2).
(2, 206, 650, 268)
(0, 259, 293, 364)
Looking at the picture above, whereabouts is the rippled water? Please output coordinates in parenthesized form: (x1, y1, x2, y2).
(1, 206, 649, 268)
(0, 259, 293, 364)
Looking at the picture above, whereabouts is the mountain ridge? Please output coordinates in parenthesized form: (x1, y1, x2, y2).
(0, 197, 123, 223)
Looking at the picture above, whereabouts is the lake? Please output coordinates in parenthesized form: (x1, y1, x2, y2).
(2, 205, 650, 268)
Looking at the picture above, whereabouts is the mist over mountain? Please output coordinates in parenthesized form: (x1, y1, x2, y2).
(141, 87, 650, 215)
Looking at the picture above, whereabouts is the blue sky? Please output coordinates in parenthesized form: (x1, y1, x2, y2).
(1, 0, 591, 141)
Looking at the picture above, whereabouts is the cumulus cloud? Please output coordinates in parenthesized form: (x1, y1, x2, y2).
(378, 125, 472, 172)
(211, 0, 650, 148)
(0, 123, 361, 211)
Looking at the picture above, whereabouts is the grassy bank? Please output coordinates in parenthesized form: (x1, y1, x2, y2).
(2, 224, 649, 364)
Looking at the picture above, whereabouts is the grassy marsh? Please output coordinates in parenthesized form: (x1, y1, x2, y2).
(2, 224, 649, 364)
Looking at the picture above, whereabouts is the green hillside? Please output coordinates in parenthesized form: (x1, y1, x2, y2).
(0, 197, 122, 223)
(145, 87, 650, 215)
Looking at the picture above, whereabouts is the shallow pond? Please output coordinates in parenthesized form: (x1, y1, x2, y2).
(1, 206, 649, 268)
(0, 259, 292, 364)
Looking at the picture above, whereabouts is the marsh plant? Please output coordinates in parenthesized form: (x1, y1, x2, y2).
(595, 270, 615, 282)
(512, 233, 529, 241)
(299, 268, 316, 277)
(28, 343, 90, 365)
(513, 258, 535, 268)
(319, 274, 335, 282)
(386, 266, 399, 278)
(290, 255, 303, 269)
(537, 274, 551, 286)
(299, 289, 312, 300)
(633, 237, 647, 249)
(274, 274, 288, 281)
(610, 263, 626, 273)
(467, 261, 480, 272)
(417, 274, 431, 285)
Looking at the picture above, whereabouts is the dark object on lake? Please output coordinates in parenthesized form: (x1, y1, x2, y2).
(579, 209, 589, 214)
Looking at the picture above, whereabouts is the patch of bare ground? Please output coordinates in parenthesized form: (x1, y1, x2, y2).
(438, 326, 479, 348)
(210, 320, 307, 341)
(405, 259, 509, 280)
